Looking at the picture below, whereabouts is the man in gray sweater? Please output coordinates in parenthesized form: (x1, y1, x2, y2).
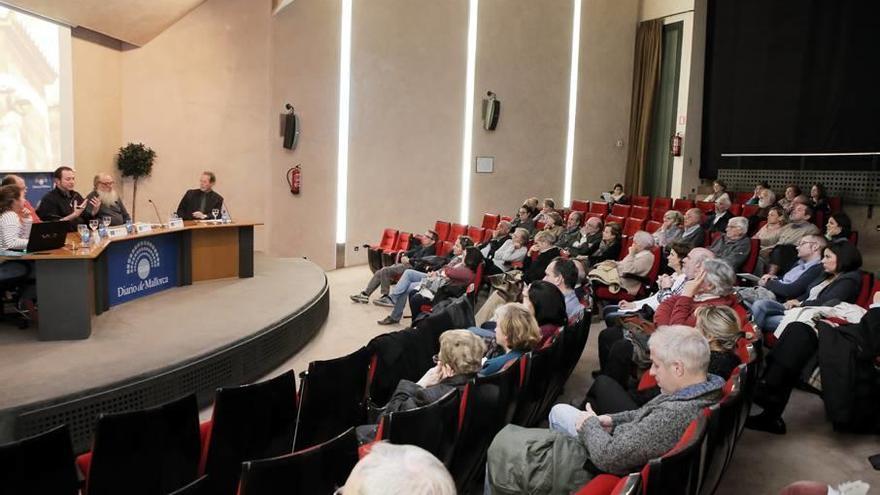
(485, 326, 724, 494)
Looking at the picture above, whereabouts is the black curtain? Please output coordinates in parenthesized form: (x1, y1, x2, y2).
(701, 0, 880, 178)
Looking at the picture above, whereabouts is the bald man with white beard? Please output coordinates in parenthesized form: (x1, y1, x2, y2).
(83, 173, 131, 226)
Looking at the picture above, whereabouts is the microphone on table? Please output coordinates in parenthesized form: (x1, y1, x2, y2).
(148, 199, 163, 226)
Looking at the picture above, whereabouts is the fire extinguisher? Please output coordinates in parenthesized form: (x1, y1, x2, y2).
(287, 164, 301, 195)
(671, 133, 682, 157)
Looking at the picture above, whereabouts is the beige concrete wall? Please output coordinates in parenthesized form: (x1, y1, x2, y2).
(118, 0, 271, 249)
(345, 0, 467, 264)
(639, 0, 693, 21)
(71, 28, 122, 194)
(469, 0, 572, 223)
(267, 0, 340, 269)
(570, 0, 639, 202)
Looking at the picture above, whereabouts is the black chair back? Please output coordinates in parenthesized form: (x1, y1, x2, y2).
(382, 389, 460, 465)
(203, 370, 298, 495)
(642, 414, 708, 495)
(238, 427, 358, 495)
(168, 476, 208, 495)
(512, 343, 559, 427)
(87, 393, 201, 495)
(699, 379, 743, 495)
(294, 347, 372, 451)
(0, 424, 79, 495)
(560, 316, 591, 382)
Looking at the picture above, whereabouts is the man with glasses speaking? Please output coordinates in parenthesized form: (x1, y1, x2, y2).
(83, 173, 131, 226)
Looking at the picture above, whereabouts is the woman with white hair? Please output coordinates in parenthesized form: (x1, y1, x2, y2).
(341, 443, 456, 495)
(486, 326, 724, 494)
(653, 258, 746, 328)
(591, 231, 655, 296)
(653, 209, 683, 248)
(708, 216, 751, 271)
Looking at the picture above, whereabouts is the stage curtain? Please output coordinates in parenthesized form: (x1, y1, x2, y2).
(624, 19, 662, 196)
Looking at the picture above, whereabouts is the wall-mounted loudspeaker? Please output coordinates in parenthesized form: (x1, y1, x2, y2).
(482, 91, 500, 131)
(282, 104, 300, 150)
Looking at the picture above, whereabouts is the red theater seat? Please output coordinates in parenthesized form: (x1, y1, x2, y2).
(481, 213, 501, 230)
(623, 217, 645, 236)
(448, 223, 468, 241)
(630, 205, 650, 220)
(652, 197, 672, 211)
(610, 204, 631, 217)
(672, 199, 693, 213)
(631, 195, 651, 207)
(571, 199, 590, 212)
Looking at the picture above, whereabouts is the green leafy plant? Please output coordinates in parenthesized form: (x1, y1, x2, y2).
(116, 142, 155, 220)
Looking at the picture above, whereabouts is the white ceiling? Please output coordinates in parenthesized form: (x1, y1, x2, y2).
(1, 0, 209, 46)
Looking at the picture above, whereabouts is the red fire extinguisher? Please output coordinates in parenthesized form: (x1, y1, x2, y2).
(287, 164, 302, 195)
(671, 133, 682, 157)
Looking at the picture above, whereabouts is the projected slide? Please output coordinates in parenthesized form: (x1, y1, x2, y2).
(0, 5, 66, 172)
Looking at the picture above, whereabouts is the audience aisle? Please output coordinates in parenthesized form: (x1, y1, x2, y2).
(252, 265, 877, 493)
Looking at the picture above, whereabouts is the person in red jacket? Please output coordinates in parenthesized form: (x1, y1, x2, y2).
(653, 258, 743, 327)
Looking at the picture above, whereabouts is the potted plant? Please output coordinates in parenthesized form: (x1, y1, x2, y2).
(116, 142, 155, 221)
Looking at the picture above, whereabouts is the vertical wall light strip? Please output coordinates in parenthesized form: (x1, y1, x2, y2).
(562, 0, 582, 207)
(459, 0, 479, 224)
(335, 0, 353, 244)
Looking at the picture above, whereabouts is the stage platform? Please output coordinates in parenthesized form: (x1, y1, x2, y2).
(0, 254, 328, 452)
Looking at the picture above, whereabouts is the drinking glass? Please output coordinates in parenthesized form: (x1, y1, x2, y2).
(89, 219, 99, 232)
(102, 216, 112, 228)
(211, 208, 220, 220)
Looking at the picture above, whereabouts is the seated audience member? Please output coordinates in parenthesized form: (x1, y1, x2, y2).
(542, 211, 565, 240)
(747, 290, 880, 435)
(777, 184, 802, 213)
(591, 231, 655, 297)
(601, 242, 697, 326)
(356, 330, 485, 443)
(509, 205, 536, 236)
(703, 179, 730, 203)
(766, 202, 820, 276)
(351, 229, 438, 304)
(825, 211, 852, 244)
(745, 181, 770, 205)
(654, 258, 741, 327)
(704, 196, 733, 233)
(176, 171, 224, 220)
(653, 209, 683, 248)
(406, 246, 483, 322)
(486, 227, 529, 275)
(754, 206, 786, 262)
(486, 326, 723, 494)
(755, 235, 826, 301)
(563, 216, 603, 258)
(605, 183, 627, 205)
(377, 236, 475, 325)
(810, 182, 831, 214)
(480, 303, 540, 376)
(588, 306, 742, 413)
(534, 198, 557, 223)
(708, 216, 751, 271)
(748, 187, 777, 232)
(557, 211, 583, 248)
(35, 166, 92, 231)
(341, 443, 456, 495)
(82, 173, 131, 226)
(522, 230, 560, 283)
(478, 220, 512, 260)
(525, 280, 570, 346)
(585, 222, 622, 266)
(680, 208, 706, 247)
(751, 242, 862, 336)
(544, 257, 585, 323)
(1, 175, 40, 223)
(0, 185, 32, 250)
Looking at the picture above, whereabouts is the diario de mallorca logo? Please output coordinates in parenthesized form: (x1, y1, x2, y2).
(117, 241, 170, 297)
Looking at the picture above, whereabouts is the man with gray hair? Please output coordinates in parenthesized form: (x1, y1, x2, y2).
(486, 325, 723, 494)
(680, 208, 706, 247)
(83, 173, 131, 226)
(708, 216, 751, 271)
(563, 216, 603, 258)
(557, 211, 584, 248)
(341, 442, 455, 495)
(653, 258, 742, 328)
(704, 196, 733, 233)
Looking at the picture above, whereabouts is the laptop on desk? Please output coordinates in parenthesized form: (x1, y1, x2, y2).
(25, 221, 69, 253)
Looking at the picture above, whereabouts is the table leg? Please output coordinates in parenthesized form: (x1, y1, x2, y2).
(238, 225, 254, 278)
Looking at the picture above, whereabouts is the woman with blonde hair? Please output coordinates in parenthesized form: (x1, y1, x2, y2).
(480, 303, 540, 376)
(695, 306, 743, 380)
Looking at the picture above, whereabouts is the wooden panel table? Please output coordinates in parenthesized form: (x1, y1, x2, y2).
(6, 221, 260, 341)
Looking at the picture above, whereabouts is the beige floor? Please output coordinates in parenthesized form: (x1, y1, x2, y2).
(265, 265, 879, 493)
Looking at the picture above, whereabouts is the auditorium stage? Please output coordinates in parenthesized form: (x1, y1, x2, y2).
(0, 254, 329, 451)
